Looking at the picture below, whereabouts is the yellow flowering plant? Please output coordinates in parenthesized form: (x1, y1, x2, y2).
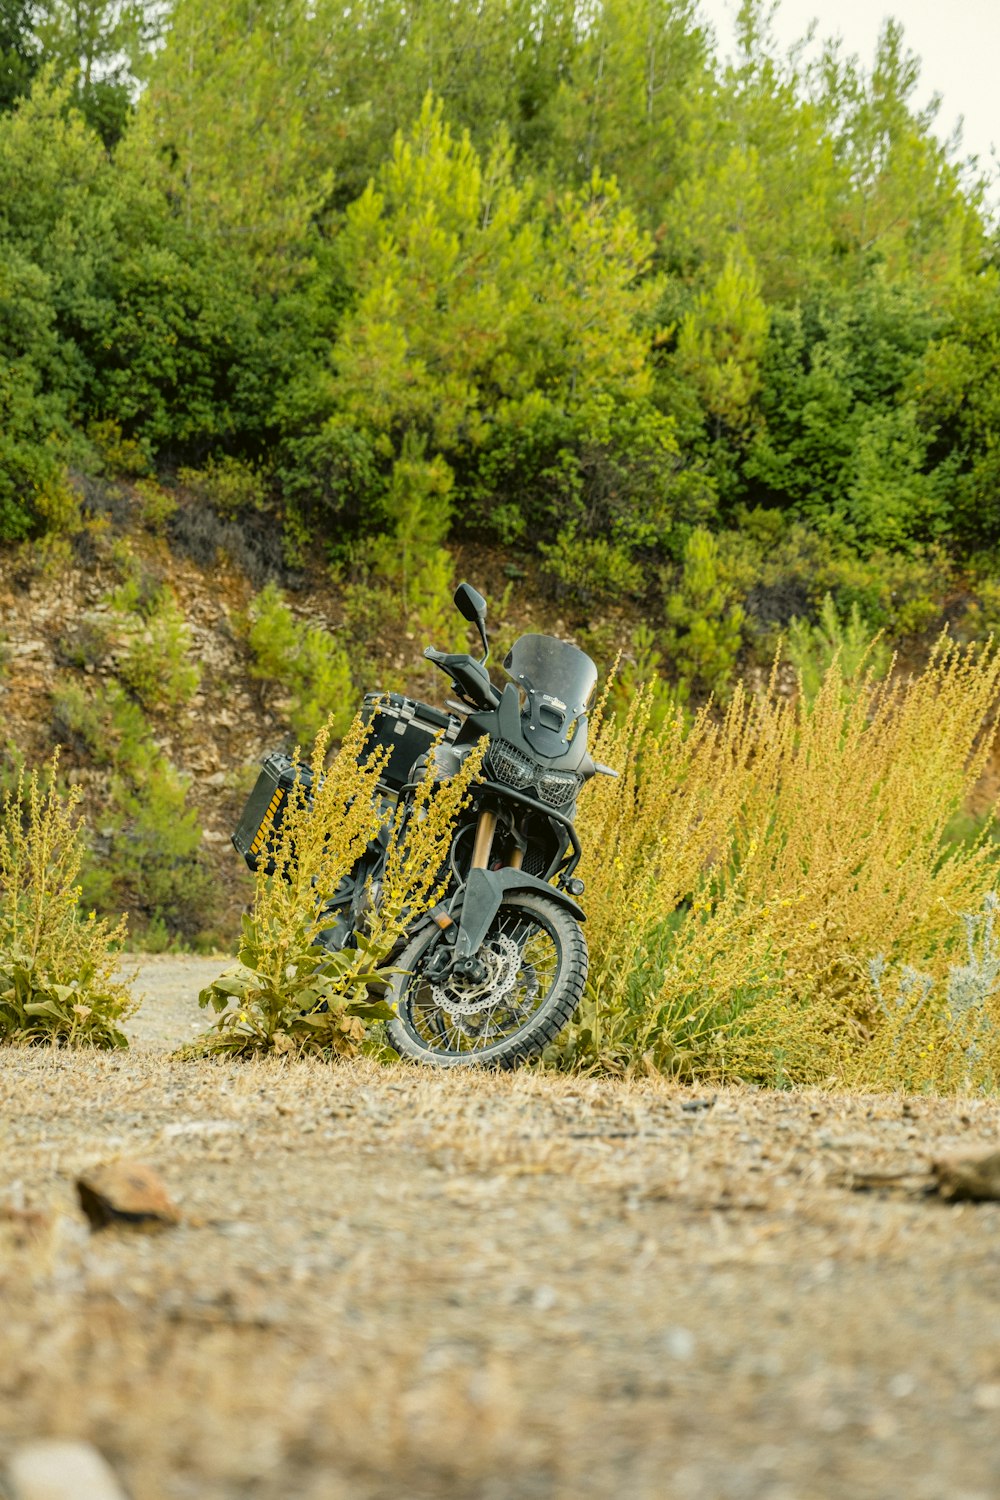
(0, 753, 133, 1047)
(191, 715, 484, 1059)
(570, 636, 1000, 1089)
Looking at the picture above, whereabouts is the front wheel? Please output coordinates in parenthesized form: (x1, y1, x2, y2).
(387, 891, 587, 1069)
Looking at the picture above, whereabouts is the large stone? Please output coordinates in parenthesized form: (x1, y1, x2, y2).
(6, 1440, 127, 1500)
(76, 1160, 180, 1230)
(932, 1148, 1000, 1201)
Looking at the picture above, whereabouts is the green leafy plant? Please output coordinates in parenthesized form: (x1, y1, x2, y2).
(82, 767, 215, 948)
(177, 454, 269, 516)
(52, 679, 155, 774)
(246, 582, 355, 743)
(786, 592, 891, 704)
(0, 753, 134, 1047)
(132, 477, 177, 534)
(539, 529, 644, 606)
(662, 527, 745, 701)
(115, 584, 200, 712)
(51, 679, 214, 944)
(610, 625, 684, 735)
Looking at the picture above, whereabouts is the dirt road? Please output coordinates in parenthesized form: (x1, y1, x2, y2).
(1, 955, 999, 1500)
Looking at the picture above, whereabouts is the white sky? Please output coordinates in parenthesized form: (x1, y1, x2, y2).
(697, 0, 1000, 195)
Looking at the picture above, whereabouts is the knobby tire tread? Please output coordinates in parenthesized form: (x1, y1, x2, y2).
(387, 891, 587, 1070)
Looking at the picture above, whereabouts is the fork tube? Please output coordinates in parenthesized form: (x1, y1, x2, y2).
(471, 808, 497, 869)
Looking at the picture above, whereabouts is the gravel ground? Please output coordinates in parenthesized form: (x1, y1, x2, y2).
(2, 956, 1000, 1500)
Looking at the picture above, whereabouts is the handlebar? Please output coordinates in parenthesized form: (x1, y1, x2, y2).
(424, 646, 501, 710)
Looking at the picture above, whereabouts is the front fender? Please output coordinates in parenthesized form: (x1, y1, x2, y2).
(450, 867, 585, 960)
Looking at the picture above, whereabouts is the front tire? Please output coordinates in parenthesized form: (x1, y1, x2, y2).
(387, 891, 587, 1069)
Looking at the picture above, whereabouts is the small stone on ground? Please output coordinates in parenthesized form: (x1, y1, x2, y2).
(6, 1440, 127, 1500)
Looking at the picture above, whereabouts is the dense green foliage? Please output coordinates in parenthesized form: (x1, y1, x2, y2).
(1, 0, 998, 664)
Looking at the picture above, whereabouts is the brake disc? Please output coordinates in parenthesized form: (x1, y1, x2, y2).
(431, 932, 522, 1017)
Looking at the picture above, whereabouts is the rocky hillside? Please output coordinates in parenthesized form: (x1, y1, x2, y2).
(0, 484, 632, 947)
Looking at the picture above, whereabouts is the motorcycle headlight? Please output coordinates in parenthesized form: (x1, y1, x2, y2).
(486, 738, 535, 790)
(536, 769, 582, 807)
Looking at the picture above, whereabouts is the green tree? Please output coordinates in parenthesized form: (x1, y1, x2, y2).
(545, 0, 713, 220)
(127, 0, 329, 285)
(811, 19, 983, 285)
(664, 0, 842, 301)
(913, 267, 1000, 549)
(663, 526, 745, 700)
(302, 95, 673, 563)
(0, 1, 38, 113)
(675, 243, 769, 440)
(0, 249, 71, 539)
(741, 281, 946, 545)
(33, 0, 158, 146)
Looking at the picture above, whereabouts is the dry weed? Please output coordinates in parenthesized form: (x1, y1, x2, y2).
(192, 717, 483, 1058)
(0, 752, 133, 1046)
(574, 639, 1000, 1088)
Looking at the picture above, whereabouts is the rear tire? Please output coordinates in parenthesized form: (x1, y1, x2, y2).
(387, 891, 587, 1069)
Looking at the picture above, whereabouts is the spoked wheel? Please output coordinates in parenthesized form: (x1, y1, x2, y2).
(387, 891, 587, 1069)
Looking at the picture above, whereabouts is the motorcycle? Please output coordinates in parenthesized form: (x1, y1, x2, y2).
(233, 583, 615, 1068)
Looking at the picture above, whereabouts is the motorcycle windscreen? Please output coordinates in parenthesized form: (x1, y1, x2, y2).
(503, 633, 599, 755)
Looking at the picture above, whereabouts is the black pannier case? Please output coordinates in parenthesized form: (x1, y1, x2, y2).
(232, 751, 313, 874)
(360, 693, 457, 791)
(233, 698, 455, 873)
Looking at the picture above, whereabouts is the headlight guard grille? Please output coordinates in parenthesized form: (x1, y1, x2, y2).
(486, 738, 535, 790)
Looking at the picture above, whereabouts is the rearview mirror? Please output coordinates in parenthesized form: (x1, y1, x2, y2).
(454, 582, 487, 625)
(454, 582, 489, 662)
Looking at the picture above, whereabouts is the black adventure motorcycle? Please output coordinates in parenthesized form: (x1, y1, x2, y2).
(232, 583, 615, 1068)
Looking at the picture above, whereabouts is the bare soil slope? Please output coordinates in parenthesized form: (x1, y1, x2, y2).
(1, 957, 999, 1499)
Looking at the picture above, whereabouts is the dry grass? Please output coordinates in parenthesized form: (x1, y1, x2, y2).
(3, 969, 1000, 1500)
(575, 640, 1000, 1087)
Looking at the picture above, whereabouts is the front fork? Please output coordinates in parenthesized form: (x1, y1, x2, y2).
(426, 803, 523, 985)
(470, 803, 524, 872)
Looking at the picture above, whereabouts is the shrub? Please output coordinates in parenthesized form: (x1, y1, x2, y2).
(246, 582, 355, 742)
(0, 754, 134, 1047)
(734, 516, 946, 651)
(955, 574, 1000, 645)
(786, 593, 891, 704)
(51, 679, 155, 775)
(569, 637, 1000, 1088)
(114, 583, 200, 712)
(167, 499, 286, 586)
(86, 419, 152, 478)
(661, 526, 745, 701)
(132, 478, 178, 534)
(56, 611, 115, 672)
(0, 738, 25, 800)
(192, 717, 484, 1058)
(82, 767, 215, 949)
(539, 530, 644, 606)
(50, 679, 214, 944)
(177, 454, 269, 517)
(610, 625, 683, 736)
(856, 893, 1000, 1092)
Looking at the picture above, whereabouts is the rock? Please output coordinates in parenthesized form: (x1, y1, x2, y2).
(76, 1160, 180, 1230)
(6, 1440, 128, 1500)
(931, 1148, 1000, 1201)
